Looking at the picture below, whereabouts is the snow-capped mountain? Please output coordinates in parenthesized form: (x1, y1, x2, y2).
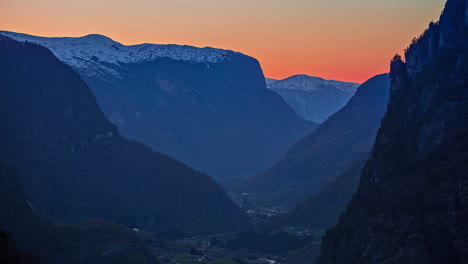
(0, 31, 242, 78)
(265, 78, 278, 85)
(267, 74, 359, 123)
(0, 31, 316, 181)
(0, 35, 251, 237)
(269, 74, 358, 92)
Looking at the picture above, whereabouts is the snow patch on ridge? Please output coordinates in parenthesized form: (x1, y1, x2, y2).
(0, 31, 243, 78)
(269, 74, 359, 92)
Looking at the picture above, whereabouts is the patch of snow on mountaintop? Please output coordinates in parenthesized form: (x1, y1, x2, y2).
(0, 31, 244, 72)
(265, 78, 278, 85)
(268, 74, 359, 92)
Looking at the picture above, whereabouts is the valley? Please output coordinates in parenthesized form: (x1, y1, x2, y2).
(0, 0, 466, 263)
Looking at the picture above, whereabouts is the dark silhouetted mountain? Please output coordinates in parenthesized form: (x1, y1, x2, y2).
(0, 160, 158, 264)
(0, 31, 316, 181)
(267, 75, 359, 123)
(317, 0, 468, 263)
(0, 35, 250, 236)
(0, 231, 39, 264)
(228, 74, 390, 208)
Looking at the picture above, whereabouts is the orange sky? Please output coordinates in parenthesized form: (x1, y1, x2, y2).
(0, 0, 446, 83)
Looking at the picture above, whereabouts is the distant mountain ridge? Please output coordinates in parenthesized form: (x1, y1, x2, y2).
(0, 35, 250, 236)
(228, 74, 390, 208)
(267, 74, 359, 123)
(269, 75, 358, 92)
(0, 31, 316, 181)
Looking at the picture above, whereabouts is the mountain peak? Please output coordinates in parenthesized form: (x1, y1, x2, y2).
(266, 74, 360, 122)
(80, 33, 118, 45)
(272, 74, 359, 92)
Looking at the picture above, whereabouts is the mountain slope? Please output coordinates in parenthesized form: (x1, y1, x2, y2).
(317, 0, 468, 262)
(0, 35, 249, 236)
(0, 160, 159, 264)
(267, 75, 359, 123)
(259, 154, 369, 231)
(265, 78, 278, 85)
(228, 74, 389, 208)
(0, 31, 316, 181)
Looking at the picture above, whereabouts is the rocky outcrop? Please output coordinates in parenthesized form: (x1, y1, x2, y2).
(316, 0, 468, 263)
(405, 0, 466, 79)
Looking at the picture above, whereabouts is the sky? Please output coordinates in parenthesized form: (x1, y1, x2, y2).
(1, 0, 447, 83)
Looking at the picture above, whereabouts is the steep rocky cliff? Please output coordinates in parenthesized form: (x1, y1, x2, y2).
(316, 0, 468, 263)
(0, 35, 250, 236)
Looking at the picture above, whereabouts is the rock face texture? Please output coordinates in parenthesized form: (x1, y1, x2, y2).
(316, 0, 468, 263)
(267, 75, 359, 123)
(0, 160, 159, 264)
(228, 74, 389, 208)
(0, 36, 250, 236)
(0, 31, 316, 181)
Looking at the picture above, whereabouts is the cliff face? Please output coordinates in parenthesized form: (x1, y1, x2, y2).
(316, 0, 468, 263)
(405, 0, 466, 79)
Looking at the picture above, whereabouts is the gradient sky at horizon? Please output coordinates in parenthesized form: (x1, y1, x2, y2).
(1, 0, 446, 83)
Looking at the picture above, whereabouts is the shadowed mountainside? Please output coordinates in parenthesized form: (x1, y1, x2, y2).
(317, 0, 468, 262)
(0, 160, 159, 264)
(0, 31, 316, 181)
(0, 35, 250, 236)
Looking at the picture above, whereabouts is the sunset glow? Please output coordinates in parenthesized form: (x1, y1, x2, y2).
(1, 0, 446, 83)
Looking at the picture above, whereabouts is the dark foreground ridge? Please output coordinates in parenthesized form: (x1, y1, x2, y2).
(0, 160, 159, 264)
(316, 0, 468, 263)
